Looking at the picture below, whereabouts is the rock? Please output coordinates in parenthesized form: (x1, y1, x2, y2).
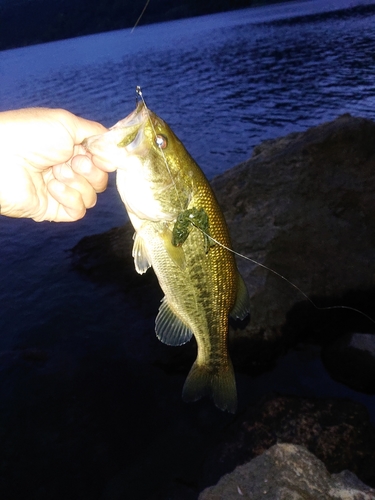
(211, 113, 375, 342)
(201, 394, 375, 489)
(198, 443, 375, 500)
(70, 224, 160, 299)
(322, 333, 375, 393)
(71, 224, 136, 284)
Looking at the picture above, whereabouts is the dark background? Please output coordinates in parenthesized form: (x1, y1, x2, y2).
(0, 0, 287, 51)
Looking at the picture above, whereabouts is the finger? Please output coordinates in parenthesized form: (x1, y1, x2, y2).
(73, 119, 108, 145)
(59, 111, 108, 145)
(52, 163, 97, 208)
(71, 154, 108, 193)
(81, 136, 118, 173)
(90, 155, 118, 173)
(47, 179, 87, 222)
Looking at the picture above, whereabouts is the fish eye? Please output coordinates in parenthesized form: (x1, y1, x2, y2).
(155, 134, 168, 149)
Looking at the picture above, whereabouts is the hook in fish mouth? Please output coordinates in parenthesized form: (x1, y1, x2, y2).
(81, 100, 168, 172)
(112, 103, 167, 154)
(111, 101, 147, 130)
(82, 103, 146, 154)
(109, 102, 155, 153)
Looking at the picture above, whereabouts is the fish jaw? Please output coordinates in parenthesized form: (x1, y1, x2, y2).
(82, 103, 148, 170)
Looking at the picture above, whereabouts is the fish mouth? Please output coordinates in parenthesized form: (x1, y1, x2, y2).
(114, 101, 148, 129)
(82, 101, 149, 158)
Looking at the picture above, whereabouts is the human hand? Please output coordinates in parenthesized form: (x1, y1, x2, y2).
(0, 107, 111, 222)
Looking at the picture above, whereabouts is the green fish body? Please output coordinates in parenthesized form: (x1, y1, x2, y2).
(84, 102, 249, 412)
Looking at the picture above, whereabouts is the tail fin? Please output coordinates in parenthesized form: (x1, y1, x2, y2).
(182, 361, 237, 413)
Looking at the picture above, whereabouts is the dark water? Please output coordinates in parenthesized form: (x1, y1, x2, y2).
(1, 1, 375, 498)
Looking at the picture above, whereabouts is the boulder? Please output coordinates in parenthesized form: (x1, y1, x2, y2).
(211, 113, 375, 343)
(198, 443, 375, 500)
(201, 394, 375, 490)
(71, 224, 139, 285)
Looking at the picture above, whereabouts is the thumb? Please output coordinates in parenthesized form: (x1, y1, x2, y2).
(60, 111, 108, 145)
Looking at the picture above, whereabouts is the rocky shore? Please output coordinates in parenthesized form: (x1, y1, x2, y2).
(69, 114, 375, 498)
(199, 443, 375, 500)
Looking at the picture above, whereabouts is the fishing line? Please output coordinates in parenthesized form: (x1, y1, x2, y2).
(131, 0, 151, 33)
(196, 225, 375, 327)
(136, 86, 186, 212)
(134, 88, 375, 328)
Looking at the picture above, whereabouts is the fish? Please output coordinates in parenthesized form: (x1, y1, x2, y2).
(84, 101, 250, 413)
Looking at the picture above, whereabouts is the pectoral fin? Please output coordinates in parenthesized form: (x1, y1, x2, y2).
(132, 232, 152, 274)
(230, 273, 250, 320)
(155, 297, 193, 346)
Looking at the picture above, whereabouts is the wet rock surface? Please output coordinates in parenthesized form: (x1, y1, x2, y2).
(200, 393, 375, 490)
(71, 223, 144, 286)
(212, 112, 375, 342)
(199, 443, 375, 500)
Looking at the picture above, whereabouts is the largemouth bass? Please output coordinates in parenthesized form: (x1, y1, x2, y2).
(84, 101, 250, 413)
